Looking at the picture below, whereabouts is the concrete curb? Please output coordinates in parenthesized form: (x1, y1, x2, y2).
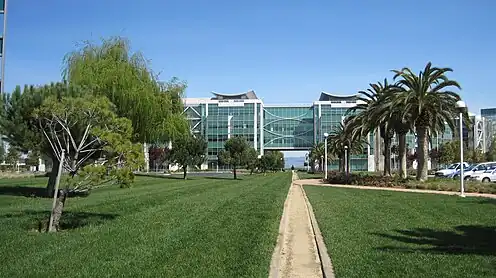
(268, 172, 294, 278)
(300, 183, 335, 278)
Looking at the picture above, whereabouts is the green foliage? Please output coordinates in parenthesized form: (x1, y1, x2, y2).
(486, 138, 496, 161)
(0, 141, 5, 162)
(24, 151, 40, 167)
(218, 136, 254, 179)
(438, 142, 456, 165)
(468, 148, 485, 163)
(218, 136, 250, 167)
(259, 151, 285, 173)
(392, 63, 463, 181)
(245, 148, 259, 174)
(5, 147, 20, 170)
(62, 37, 188, 143)
(168, 134, 207, 179)
(111, 168, 136, 188)
(450, 140, 469, 163)
(324, 171, 496, 194)
(309, 143, 325, 171)
(34, 94, 143, 189)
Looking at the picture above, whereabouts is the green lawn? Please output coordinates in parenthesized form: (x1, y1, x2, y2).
(305, 186, 496, 278)
(0, 173, 291, 277)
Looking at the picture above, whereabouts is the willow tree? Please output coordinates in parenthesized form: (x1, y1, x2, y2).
(62, 37, 189, 170)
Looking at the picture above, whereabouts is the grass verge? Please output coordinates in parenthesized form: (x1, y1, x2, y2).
(304, 185, 496, 278)
(296, 172, 324, 180)
(0, 173, 291, 277)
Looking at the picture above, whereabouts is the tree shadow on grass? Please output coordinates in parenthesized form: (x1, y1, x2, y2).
(0, 186, 49, 198)
(1, 210, 118, 231)
(374, 225, 496, 256)
(135, 173, 190, 180)
(204, 176, 242, 180)
(478, 198, 496, 205)
(0, 186, 90, 198)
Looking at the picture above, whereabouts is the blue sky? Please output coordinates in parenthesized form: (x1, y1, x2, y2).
(4, 1, 496, 157)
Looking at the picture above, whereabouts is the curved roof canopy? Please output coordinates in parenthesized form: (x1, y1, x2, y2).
(319, 92, 358, 101)
(211, 90, 258, 100)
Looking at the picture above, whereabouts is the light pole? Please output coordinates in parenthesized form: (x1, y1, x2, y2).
(324, 132, 329, 179)
(344, 145, 349, 183)
(456, 100, 467, 197)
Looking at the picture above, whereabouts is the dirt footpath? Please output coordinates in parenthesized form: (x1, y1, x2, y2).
(269, 172, 324, 278)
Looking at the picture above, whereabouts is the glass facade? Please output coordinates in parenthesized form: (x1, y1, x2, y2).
(482, 108, 496, 142)
(263, 106, 314, 150)
(314, 104, 368, 171)
(197, 102, 260, 169)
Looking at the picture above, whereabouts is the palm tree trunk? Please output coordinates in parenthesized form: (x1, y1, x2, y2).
(416, 126, 429, 181)
(383, 138, 392, 176)
(374, 127, 382, 172)
(398, 133, 407, 179)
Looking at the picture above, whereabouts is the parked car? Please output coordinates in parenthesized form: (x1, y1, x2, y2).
(450, 162, 496, 180)
(470, 166, 496, 183)
(435, 162, 469, 177)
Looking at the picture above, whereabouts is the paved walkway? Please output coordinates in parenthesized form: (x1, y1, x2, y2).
(270, 172, 326, 278)
(294, 179, 496, 199)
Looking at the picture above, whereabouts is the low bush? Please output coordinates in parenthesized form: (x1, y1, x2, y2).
(324, 171, 496, 194)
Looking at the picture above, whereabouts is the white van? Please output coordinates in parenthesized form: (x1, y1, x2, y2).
(451, 162, 496, 180)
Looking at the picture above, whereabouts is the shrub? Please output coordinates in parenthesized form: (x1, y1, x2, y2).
(324, 170, 496, 194)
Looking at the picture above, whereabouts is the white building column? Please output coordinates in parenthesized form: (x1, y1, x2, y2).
(227, 115, 233, 139)
(253, 103, 257, 150)
(38, 157, 46, 172)
(259, 102, 264, 156)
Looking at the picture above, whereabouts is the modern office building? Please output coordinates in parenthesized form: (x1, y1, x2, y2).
(185, 91, 379, 171)
(481, 108, 496, 142)
(451, 113, 493, 153)
(183, 91, 490, 171)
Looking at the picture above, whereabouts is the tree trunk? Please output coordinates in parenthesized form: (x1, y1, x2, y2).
(398, 133, 407, 179)
(416, 127, 429, 182)
(48, 189, 67, 232)
(375, 127, 383, 173)
(383, 138, 392, 176)
(143, 143, 150, 173)
(46, 158, 60, 196)
(347, 151, 351, 174)
(233, 165, 237, 180)
(183, 165, 187, 179)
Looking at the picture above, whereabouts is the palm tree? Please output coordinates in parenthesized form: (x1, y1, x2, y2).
(327, 121, 367, 173)
(392, 62, 462, 181)
(370, 89, 411, 179)
(348, 80, 395, 176)
(309, 142, 326, 172)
